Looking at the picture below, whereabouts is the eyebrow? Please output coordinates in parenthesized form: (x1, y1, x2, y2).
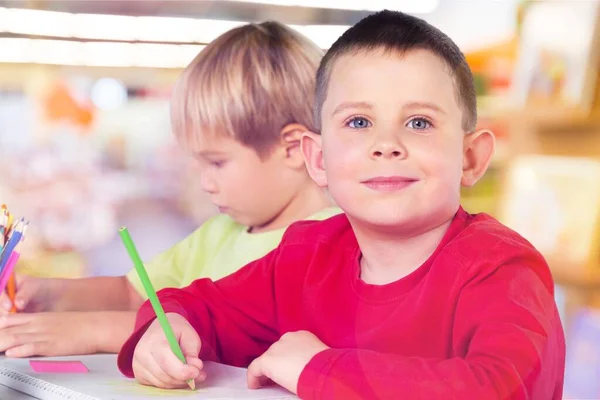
(194, 151, 226, 157)
(331, 101, 373, 117)
(331, 100, 446, 117)
(403, 101, 447, 114)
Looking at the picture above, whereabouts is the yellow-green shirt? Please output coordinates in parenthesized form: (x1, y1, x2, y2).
(127, 207, 342, 298)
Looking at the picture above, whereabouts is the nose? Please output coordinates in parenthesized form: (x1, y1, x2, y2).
(199, 172, 218, 194)
(370, 130, 406, 160)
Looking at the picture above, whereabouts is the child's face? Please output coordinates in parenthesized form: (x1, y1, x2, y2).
(193, 135, 296, 229)
(319, 49, 468, 234)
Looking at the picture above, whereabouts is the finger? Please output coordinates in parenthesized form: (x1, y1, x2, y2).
(179, 327, 202, 359)
(1, 274, 29, 312)
(0, 292, 12, 314)
(247, 357, 273, 389)
(5, 341, 50, 358)
(144, 352, 189, 389)
(154, 347, 201, 383)
(0, 314, 31, 329)
(0, 325, 36, 351)
(134, 362, 172, 389)
(134, 349, 183, 389)
(0, 331, 41, 353)
(12, 280, 36, 311)
(185, 356, 207, 382)
(179, 325, 204, 382)
(0, 324, 35, 340)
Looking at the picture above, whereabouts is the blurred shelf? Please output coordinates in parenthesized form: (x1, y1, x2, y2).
(478, 95, 600, 130)
(477, 95, 515, 119)
(511, 109, 600, 131)
(548, 259, 600, 290)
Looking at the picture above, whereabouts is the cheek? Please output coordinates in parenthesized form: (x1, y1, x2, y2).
(239, 162, 278, 193)
(412, 140, 463, 190)
(423, 152, 459, 176)
(218, 164, 246, 193)
(323, 137, 363, 176)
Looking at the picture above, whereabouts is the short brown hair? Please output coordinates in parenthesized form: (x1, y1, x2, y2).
(315, 10, 477, 133)
(171, 21, 323, 157)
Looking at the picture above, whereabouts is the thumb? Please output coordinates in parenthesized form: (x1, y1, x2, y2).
(0, 292, 12, 314)
(1, 277, 26, 312)
(179, 324, 202, 359)
(12, 278, 36, 311)
(246, 357, 272, 389)
(179, 324, 204, 381)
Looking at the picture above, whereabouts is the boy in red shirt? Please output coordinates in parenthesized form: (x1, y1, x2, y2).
(118, 10, 565, 399)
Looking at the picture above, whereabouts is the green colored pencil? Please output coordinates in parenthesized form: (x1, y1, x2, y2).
(119, 226, 195, 390)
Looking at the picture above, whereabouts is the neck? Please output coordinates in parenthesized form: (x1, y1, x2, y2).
(351, 217, 454, 285)
(250, 182, 332, 233)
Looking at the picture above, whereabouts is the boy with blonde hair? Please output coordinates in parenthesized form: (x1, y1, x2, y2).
(119, 11, 565, 399)
(0, 21, 338, 357)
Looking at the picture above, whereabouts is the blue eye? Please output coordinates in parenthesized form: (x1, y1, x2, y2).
(406, 117, 431, 130)
(347, 117, 371, 129)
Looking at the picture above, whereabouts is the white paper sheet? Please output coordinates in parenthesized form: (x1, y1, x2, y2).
(0, 354, 297, 400)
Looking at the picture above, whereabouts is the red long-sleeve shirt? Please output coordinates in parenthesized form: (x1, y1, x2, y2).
(118, 207, 565, 399)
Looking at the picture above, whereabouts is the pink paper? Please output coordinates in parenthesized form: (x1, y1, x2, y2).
(29, 360, 89, 373)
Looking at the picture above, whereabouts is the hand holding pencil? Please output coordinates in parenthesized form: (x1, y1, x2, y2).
(132, 312, 206, 389)
(0, 205, 29, 314)
(120, 227, 204, 390)
(0, 274, 54, 314)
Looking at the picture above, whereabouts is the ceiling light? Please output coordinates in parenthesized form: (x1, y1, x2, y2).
(227, 0, 438, 13)
(0, 38, 204, 68)
(0, 6, 367, 49)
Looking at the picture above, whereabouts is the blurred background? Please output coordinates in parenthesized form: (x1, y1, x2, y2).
(1, 0, 600, 396)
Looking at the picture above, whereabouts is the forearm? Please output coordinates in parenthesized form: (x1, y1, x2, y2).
(118, 275, 280, 377)
(51, 276, 142, 312)
(92, 311, 138, 353)
(299, 349, 534, 400)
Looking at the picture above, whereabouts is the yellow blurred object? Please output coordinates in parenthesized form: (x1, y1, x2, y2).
(16, 252, 87, 279)
(1, 204, 12, 230)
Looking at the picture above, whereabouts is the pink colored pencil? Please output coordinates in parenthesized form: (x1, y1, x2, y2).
(0, 252, 20, 295)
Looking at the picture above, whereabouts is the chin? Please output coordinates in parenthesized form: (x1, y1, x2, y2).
(346, 205, 453, 236)
(359, 213, 415, 231)
(222, 210, 245, 224)
(345, 206, 408, 228)
(230, 214, 252, 226)
(234, 214, 271, 230)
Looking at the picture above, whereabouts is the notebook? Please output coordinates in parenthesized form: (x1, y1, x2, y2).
(0, 354, 297, 400)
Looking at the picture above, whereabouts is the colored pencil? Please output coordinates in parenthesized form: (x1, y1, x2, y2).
(0, 206, 28, 314)
(119, 226, 195, 390)
(0, 252, 19, 299)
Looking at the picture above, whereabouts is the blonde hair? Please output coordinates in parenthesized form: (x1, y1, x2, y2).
(171, 21, 323, 157)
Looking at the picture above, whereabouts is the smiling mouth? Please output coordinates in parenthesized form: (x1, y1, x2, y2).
(361, 176, 418, 191)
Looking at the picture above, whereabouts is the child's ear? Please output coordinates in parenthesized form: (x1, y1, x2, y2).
(280, 123, 308, 169)
(300, 131, 328, 187)
(461, 128, 495, 187)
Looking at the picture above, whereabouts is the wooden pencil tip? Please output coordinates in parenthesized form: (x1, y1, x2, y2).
(187, 379, 196, 390)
